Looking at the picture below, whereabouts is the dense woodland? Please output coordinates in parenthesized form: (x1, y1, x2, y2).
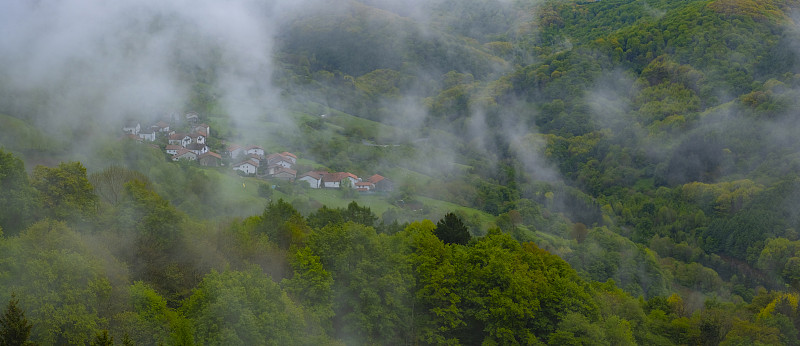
(4, 0, 800, 344)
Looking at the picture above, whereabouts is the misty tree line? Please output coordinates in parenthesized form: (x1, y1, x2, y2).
(2, 146, 800, 344)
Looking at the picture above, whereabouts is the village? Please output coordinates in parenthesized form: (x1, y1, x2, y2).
(122, 113, 393, 193)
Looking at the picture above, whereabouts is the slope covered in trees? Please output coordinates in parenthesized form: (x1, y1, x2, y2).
(3, 0, 800, 343)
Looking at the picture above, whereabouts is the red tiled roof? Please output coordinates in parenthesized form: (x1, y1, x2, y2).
(169, 133, 187, 140)
(323, 172, 358, 182)
(299, 171, 326, 180)
(234, 159, 259, 168)
(355, 182, 373, 187)
(199, 151, 222, 159)
(273, 167, 297, 175)
(246, 145, 263, 151)
(281, 152, 297, 159)
(165, 144, 183, 150)
(368, 174, 385, 184)
(227, 144, 242, 151)
(156, 121, 169, 128)
(172, 148, 197, 160)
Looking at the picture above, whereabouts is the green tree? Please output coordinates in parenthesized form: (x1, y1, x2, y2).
(0, 149, 38, 235)
(88, 165, 149, 206)
(434, 212, 471, 245)
(90, 330, 113, 346)
(31, 161, 97, 222)
(0, 294, 32, 346)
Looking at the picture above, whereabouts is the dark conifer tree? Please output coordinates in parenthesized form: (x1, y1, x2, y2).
(0, 294, 32, 346)
(435, 212, 471, 245)
(90, 330, 113, 346)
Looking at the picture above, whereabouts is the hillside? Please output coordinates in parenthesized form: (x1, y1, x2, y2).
(3, 0, 800, 344)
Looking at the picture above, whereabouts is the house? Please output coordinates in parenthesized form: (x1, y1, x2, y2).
(186, 143, 208, 156)
(185, 112, 199, 123)
(355, 181, 375, 192)
(227, 144, 245, 159)
(272, 167, 297, 181)
(165, 144, 183, 155)
(233, 159, 259, 175)
(155, 121, 171, 133)
(189, 133, 205, 145)
(368, 174, 394, 192)
(169, 133, 191, 147)
(280, 152, 297, 164)
(123, 121, 141, 135)
(199, 151, 222, 167)
(138, 130, 156, 142)
(246, 145, 265, 158)
(298, 171, 326, 188)
(266, 153, 293, 169)
(193, 123, 210, 137)
(322, 172, 359, 189)
(172, 148, 198, 161)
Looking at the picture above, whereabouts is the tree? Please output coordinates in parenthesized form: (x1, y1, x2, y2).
(88, 165, 149, 206)
(31, 161, 97, 222)
(0, 149, 38, 235)
(0, 294, 32, 346)
(435, 212, 471, 245)
(90, 330, 114, 346)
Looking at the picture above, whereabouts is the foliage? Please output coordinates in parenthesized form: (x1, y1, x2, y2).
(0, 294, 32, 346)
(434, 212, 471, 245)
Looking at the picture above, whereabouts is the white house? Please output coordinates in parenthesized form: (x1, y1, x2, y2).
(186, 143, 208, 156)
(322, 172, 359, 189)
(233, 159, 259, 175)
(185, 112, 199, 123)
(279, 152, 297, 164)
(298, 171, 325, 188)
(246, 145, 265, 158)
(138, 130, 156, 142)
(165, 144, 183, 155)
(155, 121, 171, 133)
(172, 148, 198, 161)
(355, 181, 374, 192)
(123, 122, 141, 135)
(272, 167, 297, 181)
(189, 133, 205, 145)
(193, 123, 210, 137)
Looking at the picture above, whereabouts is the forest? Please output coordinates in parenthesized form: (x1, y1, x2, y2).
(4, 0, 800, 344)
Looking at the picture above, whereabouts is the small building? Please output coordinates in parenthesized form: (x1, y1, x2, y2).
(185, 112, 199, 123)
(199, 151, 222, 167)
(123, 121, 141, 135)
(322, 172, 359, 189)
(280, 152, 297, 164)
(169, 133, 191, 147)
(155, 121, 171, 133)
(227, 144, 245, 159)
(233, 159, 259, 175)
(186, 143, 208, 156)
(172, 148, 198, 161)
(298, 171, 326, 188)
(193, 123, 210, 137)
(267, 154, 293, 169)
(138, 130, 156, 142)
(355, 181, 375, 192)
(189, 133, 205, 145)
(246, 145, 265, 158)
(368, 174, 394, 192)
(272, 167, 297, 181)
(165, 144, 183, 155)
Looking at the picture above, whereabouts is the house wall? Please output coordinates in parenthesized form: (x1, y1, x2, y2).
(299, 176, 321, 188)
(247, 149, 264, 157)
(234, 163, 256, 175)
